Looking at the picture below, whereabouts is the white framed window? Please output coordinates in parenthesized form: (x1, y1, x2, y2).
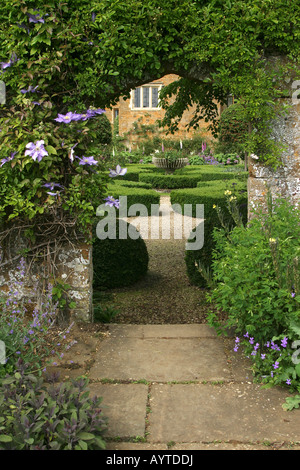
(130, 84, 163, 110)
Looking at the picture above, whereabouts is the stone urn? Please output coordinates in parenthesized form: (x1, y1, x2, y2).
(152, 156, 189, 173)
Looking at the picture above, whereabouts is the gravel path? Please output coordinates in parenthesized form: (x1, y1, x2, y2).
(103, 195, 217, 324)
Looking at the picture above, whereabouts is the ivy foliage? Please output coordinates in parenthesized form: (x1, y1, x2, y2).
(0, 0, 112, 238)
(0, 0, 299, 239)
(92, 0, 300, 166)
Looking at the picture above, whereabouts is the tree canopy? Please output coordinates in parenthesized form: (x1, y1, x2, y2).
(0, 0, 299, 239)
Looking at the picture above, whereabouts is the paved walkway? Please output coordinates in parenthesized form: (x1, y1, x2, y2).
(53, 194, 300, 450)
(54, 323, 300, 451)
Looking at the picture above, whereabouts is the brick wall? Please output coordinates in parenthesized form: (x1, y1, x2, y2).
(106, 74, 218, 148)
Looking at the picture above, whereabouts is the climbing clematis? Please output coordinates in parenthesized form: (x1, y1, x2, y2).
(54, 112, 77, 123)
(109, 164, 127, 177)
(0, 151, 17, 167)
(78, 156, 98, 166)
(104, 196, 120, 209)
(25, 140, 48, 162)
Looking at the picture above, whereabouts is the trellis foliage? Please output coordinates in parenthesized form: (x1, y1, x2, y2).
(0, 0, 300, 241)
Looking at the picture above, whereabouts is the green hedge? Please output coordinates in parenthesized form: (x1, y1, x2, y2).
(93, 220, 149, 289)
(139, 173, 202, 189)
(109, 185, 160, 213)
(171, 182, 248, 287)
(139, 168, 247, 189)
(170, 181, 247, 219)
(108, 180, 152, 189)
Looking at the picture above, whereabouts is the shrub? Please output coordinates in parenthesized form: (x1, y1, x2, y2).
(108, 185, 160, 213)
(216, 103, 249, 155)
(0, 360, 107, 450)
(108, 180, 152, 189)
(139, 173, 201, 189)
(179, 183, 248, 287)
(209, 196, 300, 343)
(0, 260, 75, 376)
(93, 220, 149, 289)
(208, 196, 300, 407)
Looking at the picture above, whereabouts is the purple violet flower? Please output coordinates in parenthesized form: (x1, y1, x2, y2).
(25, 140, 48, 162)
(0, 52, 18, 70)
(54, 112, 76, 123)
(27, 12, 45, 24)
(78, 156, 98, 166)
(0, 151, 17, 167)
(42, 182, 64, 190)
(109, 164, 127, 177)
(104, 196, 120, 209)
(20, 85, 39, 94)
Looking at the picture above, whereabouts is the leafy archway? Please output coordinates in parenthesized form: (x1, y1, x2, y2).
(0, 0, 299, 320)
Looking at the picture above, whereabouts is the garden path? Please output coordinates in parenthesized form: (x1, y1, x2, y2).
(107, 194, 209, 324)
(50, 195, 300, 451)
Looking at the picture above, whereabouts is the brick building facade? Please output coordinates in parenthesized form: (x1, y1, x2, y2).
(106, 74, 220, 149)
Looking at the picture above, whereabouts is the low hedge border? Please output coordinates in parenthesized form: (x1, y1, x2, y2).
(170, 183, 248, 287)
(108, 185, 161, 213)
(139, 170, 248, 189)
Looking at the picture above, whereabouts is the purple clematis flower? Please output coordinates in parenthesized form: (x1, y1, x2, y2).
(0, 53, 18, 71)
(109, 164, 127, 177)
(78, 156, 98, 166)
(0, 151, 17, 167)
(54, 112, 77, 123)
(42, 182, 64, 190)
(20, 85, 39, 94)
(104, 196, 120, 209)
(25, 140, 48, 162)
(27, 12, 45, 24)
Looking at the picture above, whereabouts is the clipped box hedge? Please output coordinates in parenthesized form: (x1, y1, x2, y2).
(170, 182, 248, 287)
(108, 185, 160, 213)
(108, 180, 152, 189)
(139, 173, 202, 189)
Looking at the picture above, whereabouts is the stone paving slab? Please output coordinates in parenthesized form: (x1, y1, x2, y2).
(108, 324, 218, 339)
(89, 336, 231, 382)
(88, 383, 148, 438)
(148, 383, 300, 444)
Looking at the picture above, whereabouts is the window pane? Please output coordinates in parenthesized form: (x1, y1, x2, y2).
(134, 88, 141, 108)
(152, 87, 159, 108)
(143, 87, 149, 107)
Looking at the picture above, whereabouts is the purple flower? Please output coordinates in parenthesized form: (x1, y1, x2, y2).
(42, 182, 64, 190)
(0, 151, 17, 167)
(20, 85, 39, 94)
(202, 142, 207, 152)
(78, 156, 98, 166)
(281, 337, 288, 348)
(291, 292, 296, 298)
(70, 112, 85, 121)
(273, 361, 279, 370)
(109, 164, 127, 177)
(286, 379, 291, 385)
(25, 140, 48, 162)
(104, 196, 120, 209)
(54, 112, 76, 123)
(261, 354, 266, 360)
(27, 12, 45, 24)
(0, 53, 18, 71)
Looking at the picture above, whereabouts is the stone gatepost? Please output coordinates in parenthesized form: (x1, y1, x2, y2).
(0, 239, 93, 324)
(248, 78, 300, 215)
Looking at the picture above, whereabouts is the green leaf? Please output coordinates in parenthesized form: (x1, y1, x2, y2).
(77, 432, 95, 441)
(45, 145, 57, 155)
(0, 435, 13, 442)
